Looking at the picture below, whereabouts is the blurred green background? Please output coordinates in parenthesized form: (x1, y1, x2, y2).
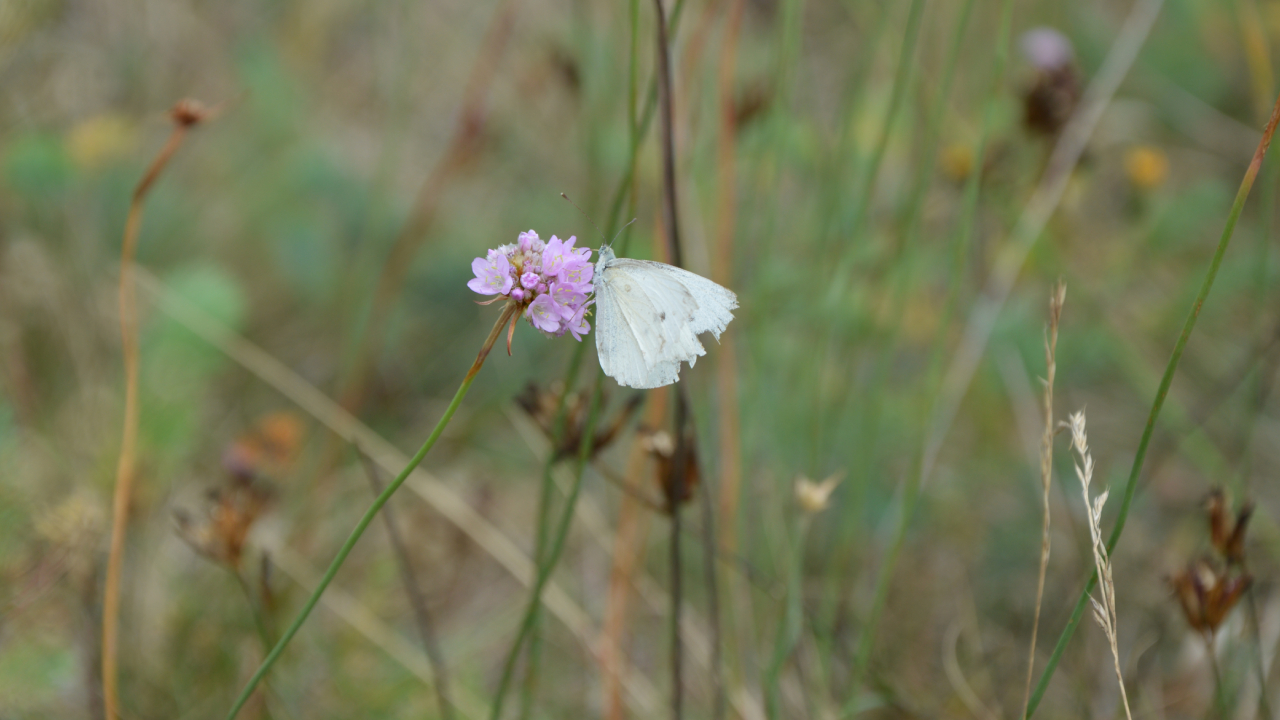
(3, 0, 1280, 717)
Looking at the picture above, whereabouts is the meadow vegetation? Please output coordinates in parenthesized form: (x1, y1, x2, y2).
(2, 0, 1280, 718)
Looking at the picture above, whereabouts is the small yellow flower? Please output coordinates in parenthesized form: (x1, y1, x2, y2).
(67, 114, 137, 171)
(795, 473, 842, 514)
(1124, 145, 1169, 190)
(941, 143, 974, 182)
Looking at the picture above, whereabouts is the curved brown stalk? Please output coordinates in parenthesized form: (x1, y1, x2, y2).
(103, 99, 207, 720)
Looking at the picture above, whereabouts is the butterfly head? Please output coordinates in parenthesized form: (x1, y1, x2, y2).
(596, 244, 616, 266)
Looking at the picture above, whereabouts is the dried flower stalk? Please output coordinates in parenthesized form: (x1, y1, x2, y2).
(1068, 411, 1132, 720)
(104, 99, 208, 720)
(1022, 281, 1065, 718)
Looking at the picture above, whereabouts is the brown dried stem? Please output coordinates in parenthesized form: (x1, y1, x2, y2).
(1021, 281, 1065, 718)
(714, 0, 745, 555)
(103, 99, 206, 720)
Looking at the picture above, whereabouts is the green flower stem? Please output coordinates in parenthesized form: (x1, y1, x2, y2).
(489, 372, 605, 720)
(225, 300, 519, 720)
(1025, 89, 1280, 719)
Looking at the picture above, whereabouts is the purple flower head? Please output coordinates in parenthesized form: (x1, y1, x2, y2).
(561, 257, 593, 287)
(566, 302, 591, 341)
(1020, 27, 1074, 72)
(467, 254, 514, 295)
(466, 229, 596, 344)
(542, 235, 570, 276)
(550, 281, 588, 315)
(518, 230, 541, 253)
(526, 294, 562, 333)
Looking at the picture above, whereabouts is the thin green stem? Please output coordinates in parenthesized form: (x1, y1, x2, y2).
(1025, 89, 1280, 718)
(604, 0, 687, 237)
(234, 570, 274, 652)
(488, 373, 605, 720)
(225, 301, 518, 720)
(1209, 636, 1228, 719)
(357, 449, 456, 720)
(814, 0, 972, 671)
(765, 515, 810, 719)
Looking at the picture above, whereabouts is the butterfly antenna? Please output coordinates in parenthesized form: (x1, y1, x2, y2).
(560, 193, 608, 244)
(609, 218, 638, 248)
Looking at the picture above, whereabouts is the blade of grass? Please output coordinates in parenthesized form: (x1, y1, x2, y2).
(924, 0, 1164, 492)
(355, 448, 456, 720)
(1025, 83, 1280, 720)
(268, 546, 487, 720)
(811, 0, 924, 475)
(226, 300, 520, 720)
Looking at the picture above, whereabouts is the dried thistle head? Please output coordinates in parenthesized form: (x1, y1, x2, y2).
(1019, 28, 1080, 137)
(1169, 558, 1251, 636)
(795, 473, 842, 515)
(174, 474, 275, 571)
(1204, 487, 1252, 566)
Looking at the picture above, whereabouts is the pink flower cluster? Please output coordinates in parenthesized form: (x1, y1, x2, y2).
(468, 230, 594, 340)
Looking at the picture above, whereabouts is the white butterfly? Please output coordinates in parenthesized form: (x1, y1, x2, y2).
(593, 245, 738, 388)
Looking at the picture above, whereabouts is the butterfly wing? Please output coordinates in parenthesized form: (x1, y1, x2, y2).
(594, 273, 682, 389)
(603, 262, 710, 366)
(609, 259, 738, 347)
(595, 258, 739, 389)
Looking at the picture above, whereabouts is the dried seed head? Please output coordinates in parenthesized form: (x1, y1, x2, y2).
(174, 475, 275, 571)
(170, 99, 208, 127)
(637, 427, 698, 511)
(516, 383, 643, 462)
(1203, 487, 1253, 566)
(640, 428, 675, 458)
(1169, 558, 1251, 635)
(795, 473, 842, 515)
